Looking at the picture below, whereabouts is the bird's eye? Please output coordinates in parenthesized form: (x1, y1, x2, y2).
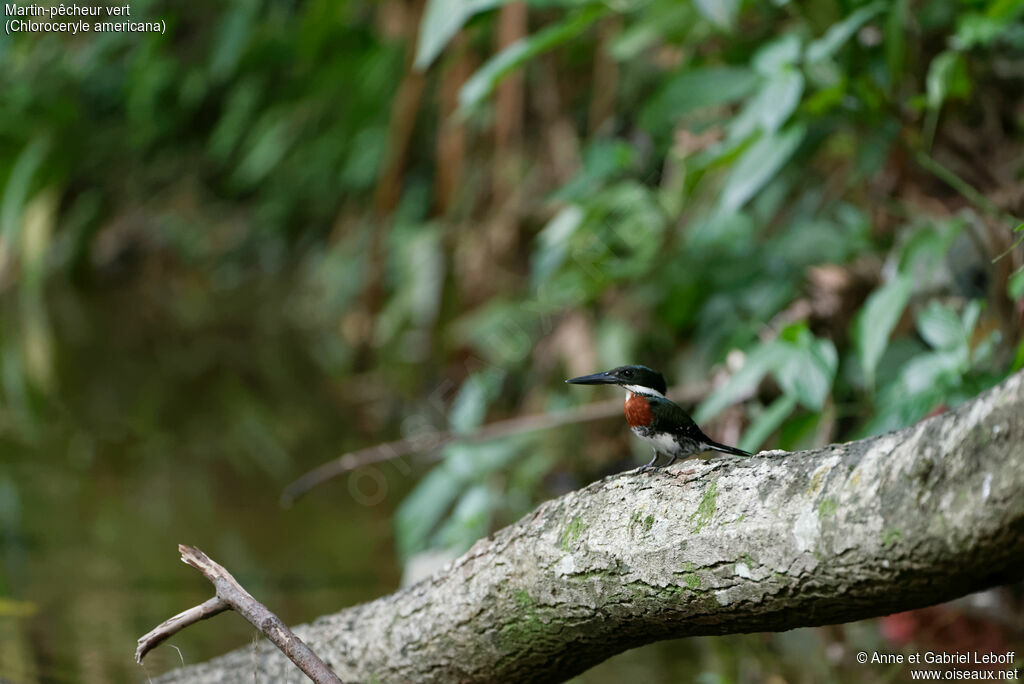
(621, 369, 633, 378)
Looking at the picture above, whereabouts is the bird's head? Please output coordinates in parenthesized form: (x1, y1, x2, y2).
(565, 365, 667, 397)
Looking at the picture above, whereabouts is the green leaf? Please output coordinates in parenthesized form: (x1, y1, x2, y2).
(1013, 337, 1024, 373)
(952, 0, 1024, 51)
(531, 204, 584, 286)
(415, 0, 503, 70)
(899, 219, 964, 274)
(640, 66, 758, 136)
(462, 438, 527, 474)
(755, 68, 804, 132)
(541, 181, 664, 284)
(433, 484, 493, 551)
(209, 79, 261, 162)
(209, 5, 254, 80)
(752, 33, 802, 75)
(952, 13, 1004, 50)
(235, 113, 294, 186)
(18, 190, 57, 291)
(693, 0, 739, 31)
(459, 6, 605, 112)
(926, 50, 971, 110)
(862, 376, 943, 436)
(1008, 267, 1024, 300)
(739, 394, 797, 453)
(454, 301, 537, 364)
(854, 275, 912, 387)
(394, 460, 465, 559)
(1, 138, 49, 243)
(563, 140, 636, 193)
(774, 332, 838, 410)
(373, 224, 446, 344)
(449, 369, 505, 434)
(725, 96, 764, 142)
(884, 0, 908, 85)
(916, 301, 963, 351)
(685, 209, 756, 249)
(609, 2, 694, 60)
(986, 0, 1024, 23)
(806, 1, 886, 63)
(900, 350, 964, 395)
(404, 226, 446, 326)
(719, 124, 805, 213)
(960, 300, 981, 338)
(694, 342, 789, 423)
(395, 439, 522, 558)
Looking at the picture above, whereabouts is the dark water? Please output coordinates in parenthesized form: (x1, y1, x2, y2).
(0, 281, 405, 683)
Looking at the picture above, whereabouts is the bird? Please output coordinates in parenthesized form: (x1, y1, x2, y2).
(566, 365, 750, 472)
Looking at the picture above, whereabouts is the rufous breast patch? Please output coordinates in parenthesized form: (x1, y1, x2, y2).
(624, 393, 654, 427)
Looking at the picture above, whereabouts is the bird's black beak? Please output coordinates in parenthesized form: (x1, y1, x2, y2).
(565, 371, 618, 385)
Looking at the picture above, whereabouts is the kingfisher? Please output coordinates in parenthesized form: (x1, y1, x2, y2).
(566, 365, 750, 472)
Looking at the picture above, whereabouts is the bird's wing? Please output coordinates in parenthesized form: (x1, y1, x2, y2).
(646, 396, 709, 440)
(647, 395, 751, 457)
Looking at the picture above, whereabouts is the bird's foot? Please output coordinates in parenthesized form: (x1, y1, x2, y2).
(636, 462, 679, 475)
(636, 450, 662, 474)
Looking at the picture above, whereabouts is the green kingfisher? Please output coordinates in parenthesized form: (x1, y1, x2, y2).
(566, 365, 750, 472)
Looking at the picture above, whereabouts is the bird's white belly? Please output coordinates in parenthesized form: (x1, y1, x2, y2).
(634, 429, 682, 456)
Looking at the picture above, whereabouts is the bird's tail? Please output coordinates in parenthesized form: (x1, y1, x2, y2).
(703, 439, 751, 457)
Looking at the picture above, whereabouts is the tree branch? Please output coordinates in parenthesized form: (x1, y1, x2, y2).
(140, 545, 342, 684)
(157, 371, 1024, 683)
(136, 597, 229, 663)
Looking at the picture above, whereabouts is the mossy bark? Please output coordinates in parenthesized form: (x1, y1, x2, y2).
(156, 371, 1024, 684)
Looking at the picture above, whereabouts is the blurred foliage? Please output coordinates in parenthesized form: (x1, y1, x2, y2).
(394, 0, 1024, 561)
(2, 0, 1024, 680)
(1, 0, 1022, 562)
(2, 0, 401, 279)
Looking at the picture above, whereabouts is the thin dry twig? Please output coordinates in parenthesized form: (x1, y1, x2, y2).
(280, 386, 706, 506)
(136, 545, 343, 684)
(136, 597, 229, 662)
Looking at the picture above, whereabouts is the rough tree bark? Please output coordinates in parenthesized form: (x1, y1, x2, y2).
(156, 371, 1024, 683)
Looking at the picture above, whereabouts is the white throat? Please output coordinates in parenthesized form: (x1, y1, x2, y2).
(623, 384, 665, 399)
